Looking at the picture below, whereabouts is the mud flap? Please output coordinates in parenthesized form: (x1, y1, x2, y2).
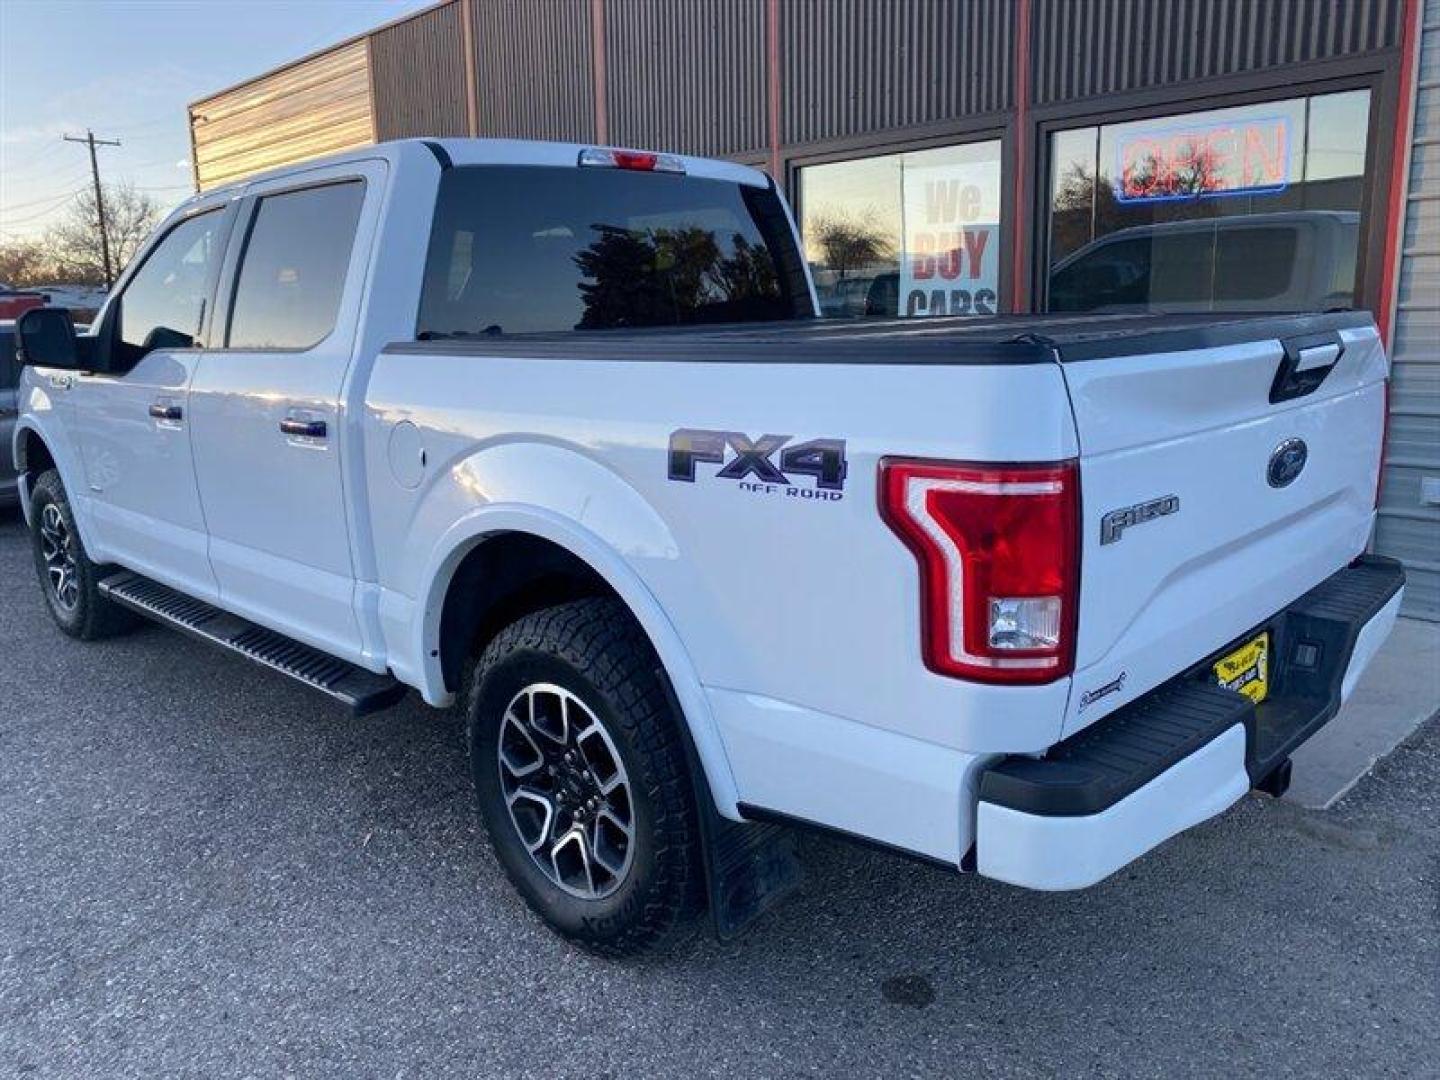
(655, 667, 805, 940)
(700, 808, 805, 941)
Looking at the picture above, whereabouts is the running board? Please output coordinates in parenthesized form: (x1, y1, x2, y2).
(98, 572, 407, 716)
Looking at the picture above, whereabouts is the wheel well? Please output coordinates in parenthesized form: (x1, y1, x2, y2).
(439, 532, 618, 694)
(20, 430, 55, 482)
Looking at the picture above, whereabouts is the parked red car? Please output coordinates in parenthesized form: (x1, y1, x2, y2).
(0, 283, 47, 320)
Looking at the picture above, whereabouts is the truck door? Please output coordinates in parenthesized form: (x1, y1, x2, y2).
(67, 203, 235, 600)
(189, 162, 382, 663)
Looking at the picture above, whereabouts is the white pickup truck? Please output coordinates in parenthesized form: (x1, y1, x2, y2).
(11, 139, 1403, 955)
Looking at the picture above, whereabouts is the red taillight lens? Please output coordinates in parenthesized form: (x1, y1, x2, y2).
(879, 458, 1079, 684)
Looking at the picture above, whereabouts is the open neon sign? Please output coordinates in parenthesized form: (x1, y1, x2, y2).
(1116, 116, 1291, 204)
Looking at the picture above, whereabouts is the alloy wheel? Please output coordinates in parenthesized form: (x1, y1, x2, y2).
(38, 503, 79, 612)
(496, 682, 636, 900)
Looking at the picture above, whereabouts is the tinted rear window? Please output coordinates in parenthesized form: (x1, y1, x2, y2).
(418, 165, 810, 336)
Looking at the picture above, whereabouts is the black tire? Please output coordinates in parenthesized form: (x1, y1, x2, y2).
(466, 598, 703, 957)
(29, 469, 136, 640)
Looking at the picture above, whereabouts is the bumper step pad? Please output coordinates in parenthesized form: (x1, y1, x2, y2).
(980, 556, 1405, 818)
(99, 572, 406, 716)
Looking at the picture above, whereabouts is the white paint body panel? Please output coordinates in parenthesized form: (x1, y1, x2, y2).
(1060, 326, 1387, 737)
(69, 352, 218, 602)
(188, 159, 391, 665)
(977, 724, 1251, 890)
(1341, 589, 1403, 704)
(12, 137, 1398, 880)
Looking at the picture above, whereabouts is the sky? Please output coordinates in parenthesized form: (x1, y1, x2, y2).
(0, 0, 433, 243)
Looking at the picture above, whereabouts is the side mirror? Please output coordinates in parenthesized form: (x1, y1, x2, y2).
(16, 307, 93, 371)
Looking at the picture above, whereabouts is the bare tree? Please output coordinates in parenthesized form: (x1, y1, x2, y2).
(0, 239, 51, 288)
(807, 211, 894, 278)
(44, 182, 161, 287)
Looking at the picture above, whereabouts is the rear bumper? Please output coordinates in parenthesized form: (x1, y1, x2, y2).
(975, 555, 1405, 891)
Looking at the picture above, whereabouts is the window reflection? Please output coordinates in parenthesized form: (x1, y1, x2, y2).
(1045, 90, 1370, 313)
(799, 140, 1003, 319)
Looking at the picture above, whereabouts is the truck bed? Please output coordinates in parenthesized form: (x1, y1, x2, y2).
(389, 310, 1374, 365)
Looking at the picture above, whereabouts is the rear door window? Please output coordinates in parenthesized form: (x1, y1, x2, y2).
(418, 165, 811, 336)
(226, 181, 365, 350)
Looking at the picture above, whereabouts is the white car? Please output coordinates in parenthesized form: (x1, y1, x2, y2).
(10, 139, 1402, 955)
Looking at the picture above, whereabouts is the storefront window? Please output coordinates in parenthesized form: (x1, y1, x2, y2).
(799, 140, 1003, 319)
(1045, 89, 1370, 313)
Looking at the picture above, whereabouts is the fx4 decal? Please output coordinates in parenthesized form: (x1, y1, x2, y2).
(668, 429, 848, 501)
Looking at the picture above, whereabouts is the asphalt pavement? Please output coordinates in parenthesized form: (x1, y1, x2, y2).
(0, 504, 1435, 1078)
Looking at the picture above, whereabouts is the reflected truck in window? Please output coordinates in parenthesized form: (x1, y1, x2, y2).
(8, 139, 1401, 958)
(1049, 210, 1360, 314)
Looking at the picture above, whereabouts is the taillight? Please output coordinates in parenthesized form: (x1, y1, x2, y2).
(577, 147, 686, 174)
(879, 458, 1079, 684)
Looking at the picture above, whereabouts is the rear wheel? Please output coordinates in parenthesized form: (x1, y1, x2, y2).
(29, 470, 135, 640)
(466, 598, 703, 956)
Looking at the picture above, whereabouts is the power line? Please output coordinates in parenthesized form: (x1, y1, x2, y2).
(0, 138, 68, 177)
(0, 188, 86, 226)
(0, 185, 88, 213)
(63, 130, 121, 289)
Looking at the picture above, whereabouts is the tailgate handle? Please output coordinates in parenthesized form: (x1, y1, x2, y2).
(1270, 332, 1344, 404)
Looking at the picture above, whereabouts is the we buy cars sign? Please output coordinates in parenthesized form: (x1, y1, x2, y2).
(898, 161, 1001, 318)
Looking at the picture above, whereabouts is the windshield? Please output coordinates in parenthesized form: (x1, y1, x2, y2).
(417, 165, 812, 336)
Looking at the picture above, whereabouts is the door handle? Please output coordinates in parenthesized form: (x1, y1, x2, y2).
(279, 417, 327, 439)
(148, 402, 183, 422)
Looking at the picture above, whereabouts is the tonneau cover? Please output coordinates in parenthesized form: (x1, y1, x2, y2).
(385, 310, 1375, 366)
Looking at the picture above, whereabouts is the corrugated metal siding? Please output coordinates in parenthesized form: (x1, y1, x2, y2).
(371, 1, 469, 140)
(468, 0, 596, 142)
(190, 40, 374, 191)
(782, 0, 1014, 147)
(606, 0, 767, 157)
(1380, 0, 1440, 619)
(1033, 0, 1405, 104)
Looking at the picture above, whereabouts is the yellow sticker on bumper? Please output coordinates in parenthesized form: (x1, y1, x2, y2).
(1214, 632, 1269, 704)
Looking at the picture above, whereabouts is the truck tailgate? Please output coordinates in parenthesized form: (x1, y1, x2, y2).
(1057, 314, 1387, 737)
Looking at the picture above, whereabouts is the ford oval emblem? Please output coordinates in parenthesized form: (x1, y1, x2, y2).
(1267, 438, 1308, 488)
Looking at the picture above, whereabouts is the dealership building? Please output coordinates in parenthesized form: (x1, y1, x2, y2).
(189, 0, 1438, 618)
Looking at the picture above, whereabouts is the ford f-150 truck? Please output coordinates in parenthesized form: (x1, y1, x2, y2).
(11, 139, 1403, 956)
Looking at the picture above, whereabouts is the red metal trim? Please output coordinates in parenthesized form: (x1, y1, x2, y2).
(1376, 0, 1421, 349)
(591, 0, 608, 144)
(767, 0, 782, 182)
(1009, 0, 1033, 312)
(459, 0, 480, 137)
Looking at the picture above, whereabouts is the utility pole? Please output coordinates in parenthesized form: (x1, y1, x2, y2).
(63, 130, 121, 289)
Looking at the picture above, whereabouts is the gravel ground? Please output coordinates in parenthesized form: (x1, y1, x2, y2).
(0, 505, 1435, 1079)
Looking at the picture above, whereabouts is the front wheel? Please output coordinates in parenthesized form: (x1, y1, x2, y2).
(29, 470, 135, 640)
(466, 598, 703, 956)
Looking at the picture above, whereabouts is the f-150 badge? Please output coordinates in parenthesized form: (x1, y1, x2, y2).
(668, 428, 847, 501)
(1099, 494, 1179, 545)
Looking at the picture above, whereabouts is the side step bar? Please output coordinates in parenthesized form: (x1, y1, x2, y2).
(98, 572, 407, 716)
